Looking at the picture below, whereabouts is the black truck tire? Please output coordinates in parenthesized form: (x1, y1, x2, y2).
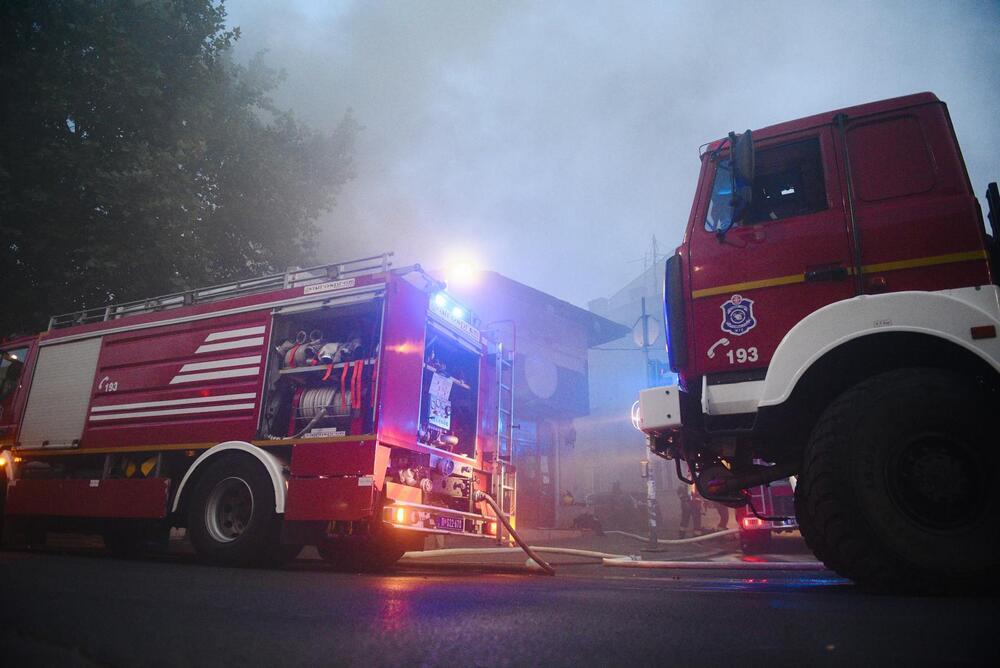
(187, 455, 297, 567)
(795, 367, 997, 591)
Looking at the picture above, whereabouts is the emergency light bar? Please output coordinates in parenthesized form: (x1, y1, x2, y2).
(429, 292, 480, 342)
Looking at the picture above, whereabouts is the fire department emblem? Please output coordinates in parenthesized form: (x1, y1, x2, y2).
(721, 294, 756, 336)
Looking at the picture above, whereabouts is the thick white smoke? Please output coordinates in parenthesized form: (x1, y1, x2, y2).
(226, 0, 1000, 305)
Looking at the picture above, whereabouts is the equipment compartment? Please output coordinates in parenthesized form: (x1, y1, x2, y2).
(259, 299, 383, 439)
(418, 320, 480, 457)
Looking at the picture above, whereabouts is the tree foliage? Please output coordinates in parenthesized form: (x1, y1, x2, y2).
(0, 0, 357, 335)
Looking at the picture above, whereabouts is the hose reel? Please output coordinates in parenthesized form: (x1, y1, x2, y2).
(297, 387, 351, 421)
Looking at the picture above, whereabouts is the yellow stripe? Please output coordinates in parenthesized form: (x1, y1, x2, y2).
(692, 274, 804, 299)
(12, 442, 218, 457)
(691, 249, 988, 300)
(857, 249, 986, 275)
(10, 434, 375, 458)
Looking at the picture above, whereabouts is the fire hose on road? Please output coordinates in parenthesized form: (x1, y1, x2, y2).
(402, 529, 741, 564)
(400, 519, 826, 574)
(605, 528, 739, 544)
(602, 558, 828, 571)
(400, 546, 635, 562)
(400, 491, 640, 574)
(473, 491, 555, 575)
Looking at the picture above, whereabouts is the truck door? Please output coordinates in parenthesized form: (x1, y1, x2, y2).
(686, 127, 855, 376)
(834, 104, 993, 294)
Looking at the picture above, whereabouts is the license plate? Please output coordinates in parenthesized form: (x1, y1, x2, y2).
(436, 516, 464, 531)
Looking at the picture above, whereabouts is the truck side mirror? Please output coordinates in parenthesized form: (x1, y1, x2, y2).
(728, 130, 755, 222)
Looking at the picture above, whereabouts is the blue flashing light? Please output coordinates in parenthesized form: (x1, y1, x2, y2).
(451, 306, 465, 319)
(433, 293, 448, 308)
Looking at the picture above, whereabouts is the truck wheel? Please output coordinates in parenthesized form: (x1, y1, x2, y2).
(187, 456, 293, 567)
(796, 367, 997, 591)
(739, 529, 772, 555)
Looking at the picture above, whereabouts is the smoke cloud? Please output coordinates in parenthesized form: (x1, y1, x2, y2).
(225, 0, 1000, 306)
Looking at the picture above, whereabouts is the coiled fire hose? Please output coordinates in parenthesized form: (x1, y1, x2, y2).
(473, 490, 555, 576)
(274, 388, 340, 440)
(279, 386, 354, 440)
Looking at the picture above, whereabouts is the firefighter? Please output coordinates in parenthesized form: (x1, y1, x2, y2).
(712, 502, 730, 531)
(676, 483, 702, 539)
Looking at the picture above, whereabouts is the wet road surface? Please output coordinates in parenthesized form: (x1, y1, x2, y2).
(0, 540, 994, 666)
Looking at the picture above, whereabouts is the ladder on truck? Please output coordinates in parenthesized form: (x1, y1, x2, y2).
(492, 341, 516, 545)
(47, 252, 395, 330)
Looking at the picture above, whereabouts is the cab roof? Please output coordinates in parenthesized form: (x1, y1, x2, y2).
(702, 92, 941, 154)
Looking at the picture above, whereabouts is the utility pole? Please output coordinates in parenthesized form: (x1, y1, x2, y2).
(645, 235, 662, 272)
(639, 297, 658, 548)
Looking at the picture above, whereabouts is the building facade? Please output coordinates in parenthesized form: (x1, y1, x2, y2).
(572, 257, 682, 529)
(446, 272, 627, 528)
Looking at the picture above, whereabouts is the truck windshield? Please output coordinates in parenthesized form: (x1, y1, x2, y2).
(704, 160, 734, 233)
(0, 348, 27, 402)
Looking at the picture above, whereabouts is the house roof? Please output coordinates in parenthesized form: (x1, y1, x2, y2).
(446, 271, 630, 348)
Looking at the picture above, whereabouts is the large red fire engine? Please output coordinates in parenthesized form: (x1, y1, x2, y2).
(0, 253, 517, 568)
(636, 93, 999, 589)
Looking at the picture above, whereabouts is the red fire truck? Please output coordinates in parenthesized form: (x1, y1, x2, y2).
(0, 253, 517, 568)
(636, 93, 999, 589)
(736, 478, 796, 555)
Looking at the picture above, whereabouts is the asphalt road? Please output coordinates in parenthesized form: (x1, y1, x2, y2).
(1, 543, 995, 667)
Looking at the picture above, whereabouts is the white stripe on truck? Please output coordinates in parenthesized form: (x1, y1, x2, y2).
(91, 392, 257, 413)
(178, 355, 261, 373)
(194, 337, 264, 354)
(89, 402, 256, 422)
(169, 367, 260, 384)
(204, 326, 266, 342)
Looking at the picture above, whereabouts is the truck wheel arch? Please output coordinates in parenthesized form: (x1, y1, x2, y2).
(752, 289, 999, 460)
(171, 442, 289, 516)
(759, 288, 1000, 410)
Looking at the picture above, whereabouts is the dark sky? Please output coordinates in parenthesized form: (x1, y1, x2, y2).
(224, 0, 1000, 307)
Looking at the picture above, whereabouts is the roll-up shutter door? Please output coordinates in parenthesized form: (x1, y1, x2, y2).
(19, 337, 103, 448)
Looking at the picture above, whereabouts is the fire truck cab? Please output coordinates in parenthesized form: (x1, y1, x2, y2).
(637, 93, 999, 589)
(0, 253, 516, 568)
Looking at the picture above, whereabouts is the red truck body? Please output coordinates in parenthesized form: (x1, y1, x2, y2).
(735, 480, 796, 555)
(0, 254, 514, 565)
(638, 93, 999, 589)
